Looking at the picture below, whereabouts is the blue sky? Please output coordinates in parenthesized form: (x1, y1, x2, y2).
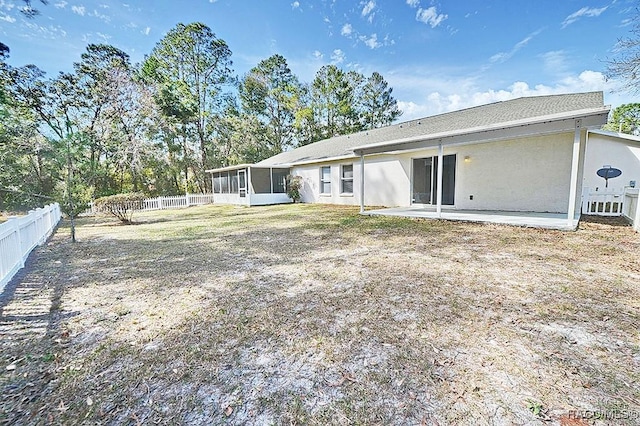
(0, 0, 637, 121)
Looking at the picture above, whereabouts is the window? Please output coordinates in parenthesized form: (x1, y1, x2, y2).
(213, 173, 222, 193)
(220, 172, 230, 193)
(412, 154, 456, 205)
(320, 166, 331, 194)
(230, 172, 239, 193)
(341, 164, 353, 194)
(272, 169, 289, 193)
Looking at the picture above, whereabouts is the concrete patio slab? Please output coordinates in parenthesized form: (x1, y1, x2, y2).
(363, 207, 580, 230)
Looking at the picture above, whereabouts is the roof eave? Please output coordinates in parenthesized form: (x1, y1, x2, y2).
(352, 106, 611, 156)
(205, 163, 254, 174)
(588, 128, 640, 144)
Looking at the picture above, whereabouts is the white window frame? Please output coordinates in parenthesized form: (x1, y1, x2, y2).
(340, 164, 354, 195)
(320, 166, 331, 195)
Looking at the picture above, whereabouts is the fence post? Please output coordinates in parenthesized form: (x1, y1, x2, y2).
(7, 216, 25, 269)
(581, 187, 587, 214)
(158, 196, 163, 210)
(186, 193, 190, 207)
(634, 191, 640, 232)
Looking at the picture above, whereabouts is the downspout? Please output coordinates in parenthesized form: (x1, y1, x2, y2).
(567, 119, 582, 228)
(359, 153, 365, 214)
(436, 142, 443, 218)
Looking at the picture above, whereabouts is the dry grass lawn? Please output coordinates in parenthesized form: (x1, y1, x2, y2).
(1, 204, 639, 425)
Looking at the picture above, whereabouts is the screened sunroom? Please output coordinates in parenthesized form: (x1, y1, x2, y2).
(206, 164, 292, 206)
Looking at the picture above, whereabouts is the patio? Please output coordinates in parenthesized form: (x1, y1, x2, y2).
(363, 207, 580, 230)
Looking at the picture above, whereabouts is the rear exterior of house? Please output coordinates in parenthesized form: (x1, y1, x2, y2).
(207, 92, 611, 227)
(293, 132, 581, 213)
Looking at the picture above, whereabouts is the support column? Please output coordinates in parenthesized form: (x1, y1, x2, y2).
(567, 119, 582, 227)
(359, 154, 365, 214)
(247, 167, 252, 206)
(436, 142, 443, 218)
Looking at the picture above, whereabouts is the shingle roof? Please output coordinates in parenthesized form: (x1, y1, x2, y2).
(257, 91, 605, 167)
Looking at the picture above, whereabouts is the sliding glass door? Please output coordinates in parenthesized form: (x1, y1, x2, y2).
(412, 154, 456, 205)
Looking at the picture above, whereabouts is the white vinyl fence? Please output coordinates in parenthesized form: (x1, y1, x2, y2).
(89, 193, 215, 214)
(582, 187, 640, 232)
(141, 193, 215, 211)
(622, 188, 640, 232)
(581, 187, 625, 216)
(0, 203, 62, 291)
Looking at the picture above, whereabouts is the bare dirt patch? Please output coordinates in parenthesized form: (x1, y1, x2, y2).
(1, 204, 639, 425)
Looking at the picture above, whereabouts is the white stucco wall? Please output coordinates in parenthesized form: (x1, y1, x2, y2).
(583, 132, 640, 193)
(363, 154, 411, 207)
(292, 155, 411, 207)
(292, 160, 361, 206)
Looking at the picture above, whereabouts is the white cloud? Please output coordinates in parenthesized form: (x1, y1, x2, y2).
(24, 22, 67, 39)
(361, 0, 375, 17)
(143, 26, 150, 35)
(331, 49, 345, 64)
(0, 13, 15, 22)
(312, 50, 323, 60)
(54, 1, 67, 8)
(562, 6, 608, 28)
(291, 1, 300, 9)
(82, 31, 111, 43)
(89, 9, 110, 22)
(0, 0, 15, 11)
(359, 33, 381, 49)
(341, 23, 353, 36)
(416, 6, 447, 28)
(395, 70, 611, 121)
(406, 0, 419, 8)
(540, 50, 569, 75)
(96, 32, 110, 42)
(72, 5, 86, 16)
(490, 29, 542, 63)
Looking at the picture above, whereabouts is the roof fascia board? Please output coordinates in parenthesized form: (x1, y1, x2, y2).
(205, 163, 253, 174)
(266, 154, 358, 168)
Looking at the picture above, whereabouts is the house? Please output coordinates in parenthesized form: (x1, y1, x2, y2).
(207, 91, 618, 230)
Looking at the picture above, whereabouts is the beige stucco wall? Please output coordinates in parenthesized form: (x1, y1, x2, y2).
(292, 155, 411, 207)
(583, 133, 640, 192)
(451, 133, 575, 212)
(293, 132, 580, 213)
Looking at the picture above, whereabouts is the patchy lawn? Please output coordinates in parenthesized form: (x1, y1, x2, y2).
(1, 204, 639, 425)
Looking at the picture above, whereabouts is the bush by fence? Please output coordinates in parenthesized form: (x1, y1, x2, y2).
(89, 193, 215, 215)
(93, 193, 147, 224)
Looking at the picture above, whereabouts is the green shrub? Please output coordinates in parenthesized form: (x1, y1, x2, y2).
(93, 192, 146, 224)
(287, 175, 302, 203)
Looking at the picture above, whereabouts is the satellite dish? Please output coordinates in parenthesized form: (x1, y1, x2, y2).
(596, 167, 622, 188)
